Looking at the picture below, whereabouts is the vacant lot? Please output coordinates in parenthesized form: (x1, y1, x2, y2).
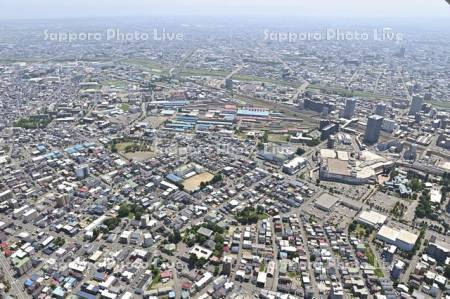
(115, 142, 155, 161)
(268, 134, 289, 143)
(123, 151, 155, 161)
(369, 191, 403, 213)
(183, 172, 214, 192)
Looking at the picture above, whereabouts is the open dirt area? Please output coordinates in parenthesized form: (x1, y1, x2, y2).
(123, 151, 156, 161)
(116, 142, 155, 161)
(182, 172, 214, 192)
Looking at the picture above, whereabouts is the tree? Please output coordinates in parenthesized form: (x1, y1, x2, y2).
(111, 143, 118, 153)
(348, 222, 357, 233)
(134, 211, 143, 220)
(296, 147, 306, 156)
(54, 237, 65, 247)
(118, 204, 131, 218)
(415, 192, 433, 219)
(261, 131, 269, 143)
(409, 178, 424, 192)
(212, 174, 223, 183)
(103, 217, 120, 231)
(306, 138, 321, 147)
(189, 254, 207, 268)
(445, 265, 450, 280)
(168, 231, 182, 244)
(235, 207, 265, 225)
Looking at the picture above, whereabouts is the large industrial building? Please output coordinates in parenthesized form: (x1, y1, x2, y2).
(282, 156, 307, 175)
(319, 149, 394, 185)
(376, 225, 419, 251)
(426, 240, 450, 263)
(356, 210, 387, 228)
(314, 193, 340, 212)
(303, 97, 335, 114)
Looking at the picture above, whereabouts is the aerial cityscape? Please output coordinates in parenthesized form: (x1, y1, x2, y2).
(0, 1, 450, 299)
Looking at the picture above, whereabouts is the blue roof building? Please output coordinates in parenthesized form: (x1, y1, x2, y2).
(166, 173, 183, 183)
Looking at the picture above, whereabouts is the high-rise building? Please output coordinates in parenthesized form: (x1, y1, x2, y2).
(409, 95, 424, 115)
(222, 256, 233, 276)
(343, 98, 356, 119)
(224, 78, 233, 90)
(55, 194, 69, 208)
(364, 115, 383, 144)
(375, 102, 387, 116)
(327, 135, 335, 149)
(304, 98, 335, 113)
(75, 164, 90, 179)
(329, 282, 344, 299)
(391, 260, 405, 280)
(381, 119, 396, 133)
(404, 143, 417, 160)
(320, 122, 339, 141)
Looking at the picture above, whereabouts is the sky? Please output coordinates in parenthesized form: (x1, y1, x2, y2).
(0, 0, 449, 20)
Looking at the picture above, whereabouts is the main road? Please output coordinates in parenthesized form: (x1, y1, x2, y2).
(0, 252, 29, 299)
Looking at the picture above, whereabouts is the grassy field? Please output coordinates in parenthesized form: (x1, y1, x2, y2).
(268, 134, 289, 143)
(121, 58, 168, 74)
(306, 84, 394, 101)
(308, 83, 450, 109)
(123, 151, 155, 161)
(426, 100, 450, 109)
(0, 58, 41, 64)
(115, 142, 134, 152)
(114, 142, 155, 161)
(233, 74, 300, 88)
(365, 246, 384, 277)
(119, 103, 130, 112)
(182, 172, 214, 192)
(103, 79, 130, 88)
(180, 68, 230, 77)
(178, 66, 302, 88)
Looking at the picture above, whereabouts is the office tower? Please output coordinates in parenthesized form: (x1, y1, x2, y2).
(304, 98, 335, 113)
(329, 282, 344, 299)
(364, 115, 383, 144)
(343, 98, 356, 119)
(381, 119, 396, 133)
(327, 135, 335, 149)
(224, 78, 233, 90)
(404, 143, 417, 160)
(320, 123, 339, 141)
(222, 256, 233, 276)
(319, 119, 331, 130)
(391, 260, 405, 280)
(375, 102, 387, 116)
(141, 214, 150, 228)
(75, 164, 90, 179)
(409, 95, 424, 115)
(415, 113, 422, 123)
(55, 194, 69, 208)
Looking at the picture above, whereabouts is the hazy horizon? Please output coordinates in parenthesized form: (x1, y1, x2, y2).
(1, 0, 449, 20)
